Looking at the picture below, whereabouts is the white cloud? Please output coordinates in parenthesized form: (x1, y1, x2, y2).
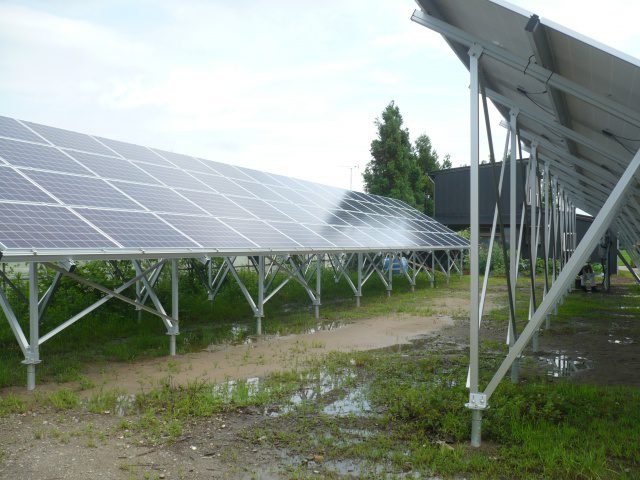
(0, 0, 638, 195)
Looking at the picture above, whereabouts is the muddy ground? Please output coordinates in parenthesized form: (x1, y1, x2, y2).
(0, 280, 638, 479)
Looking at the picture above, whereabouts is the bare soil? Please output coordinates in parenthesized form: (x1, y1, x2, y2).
(0, 296, 473, 480)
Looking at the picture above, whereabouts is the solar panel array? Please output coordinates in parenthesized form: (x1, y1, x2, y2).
(0, 116, 468, 258)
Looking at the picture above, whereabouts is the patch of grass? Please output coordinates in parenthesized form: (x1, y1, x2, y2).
(40, 389, 80, 410)
(0, 261, 462, 388)
(0, 394, 27, 416)
(251, 342, 640, 479)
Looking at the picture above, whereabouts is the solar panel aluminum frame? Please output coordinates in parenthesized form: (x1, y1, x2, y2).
(413, 0, 640, 447)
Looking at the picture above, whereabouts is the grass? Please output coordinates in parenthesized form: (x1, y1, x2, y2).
(0, 260, 462, 388)
(249, 345, 640, 479)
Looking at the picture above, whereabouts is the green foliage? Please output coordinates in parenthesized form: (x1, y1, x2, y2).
(363, 101, 451, 215)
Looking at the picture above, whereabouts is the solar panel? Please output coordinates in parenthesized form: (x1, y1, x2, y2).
(304, 224, 363, 248)
(0, 138, 92, 175)
(151, 149, 218, 174)
(0, 203, 115, 249)
(24, 170, 143, 210)
(235, 166, 286, 186)
(0, 116, 45, 143)
(236, 197, 295, 222)
(233, 180, 287, 203)
(110, 181, 205, 214)
(96, 137, 173, 166)
(134, 162, 210, 191)
(221, 218, 302, 249)
(196, 172, 255, 198)
(0, 116, 468, 258)
(203, 160, 253, 180)
(267, 222, 337, 248)
(269, 186, 314, 206)
(65, 150, 160, 184)
(76, 209, 197, 248)
(0, 167, 55, 203)
(24, 122, 114, 156)
(159, 214, 258, 249)
(177, 190, 254, 220)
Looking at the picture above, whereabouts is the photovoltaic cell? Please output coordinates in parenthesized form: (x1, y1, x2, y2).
(235, 166, 285, 186)
(0, 116, 44, 143)
(24, 122, 114, 156)
(151, 149, 217, 174)
(221, 218, 302, 249)
(233, 180, 286, 203)
(237, 197, 295, 222)
(0, 203, 115, 249)
(65, 150, 160, 184)
(177, 190, 254, 219)
(76, 209, 198, 248)
(304, 224, 362, 248)
(0, 167, 55, 203)
(197, 172, 255, 198)
(0, 115, 468, 255)
(160, 214, 257, 249)
(24, 170, 142, 210)
(134, 162, 210, 191)
(269, 186, 314, 206)
(267, 222, 336, 248)
(0, 138, 92, 175)
(96, 137, 173, 166)
(111, 181, 205, 214)
(203, 160, 253, 180)
(268, 202, 321, 224)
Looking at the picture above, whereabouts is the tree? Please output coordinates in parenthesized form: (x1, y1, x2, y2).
(363, 102, 453, 216)
(363, 101, 425, 210)
(413, 135, 453, 215)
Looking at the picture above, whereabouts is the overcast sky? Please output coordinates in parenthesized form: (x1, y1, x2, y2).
(1, 0, 639, 192)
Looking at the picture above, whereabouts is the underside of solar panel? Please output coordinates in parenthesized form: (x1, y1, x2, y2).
(0, 116, 468, 261)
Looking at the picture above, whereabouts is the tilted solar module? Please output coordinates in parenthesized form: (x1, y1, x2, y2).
(0, 117, 468, 260)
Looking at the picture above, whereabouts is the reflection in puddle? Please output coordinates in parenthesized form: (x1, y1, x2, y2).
(302, 321, 347, 335)
(323, 386, 371, 416)
(539, 352, 592, 378)
(115, 393, 137, 417)
(608, 335, 634, 345)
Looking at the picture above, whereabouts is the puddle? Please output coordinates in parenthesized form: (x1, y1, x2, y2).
(538, 352, 592, 378)
(608, 334, 634, 345)
(302, 321, 347, 335)
(115, 393, 137, 416)
(323, 386, 371, 416)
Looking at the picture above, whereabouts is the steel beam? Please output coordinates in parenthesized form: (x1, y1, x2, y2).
(26, 263, 39, 391)
(467, 44, 484, 447)
(411, 9, 640, 129)
(484, 146, 640, 400)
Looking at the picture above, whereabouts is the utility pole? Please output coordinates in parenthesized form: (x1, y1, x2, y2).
(339, 165, 359, 190)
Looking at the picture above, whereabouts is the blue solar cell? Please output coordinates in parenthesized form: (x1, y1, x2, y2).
(111, 181, 206, 214)
(24, 170, 143, 210)
(76, 209, 198, 248)
(160, 214, 258, 249)
(177, 190, 254, 219)
(134, 162, 211, 191)
(196, 172, 255, 198)
(24, 122, 114, 155)
(268, 222, 336, 248)
(0, 116, 45, 143)
(221, 218, 301, 249)
(151, 149, 218, 174)
(0, 167, 55, 203)
(0, 138, 92, 175)
(0, 203, 115, 249)
(96, 137, 173, 166)
(65, 150, 160, 184)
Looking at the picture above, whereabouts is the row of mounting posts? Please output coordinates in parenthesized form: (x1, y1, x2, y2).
(2, 249, 456, 391)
